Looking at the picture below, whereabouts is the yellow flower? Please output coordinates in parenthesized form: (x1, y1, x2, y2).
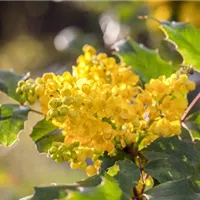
(16, 45, 196, 175)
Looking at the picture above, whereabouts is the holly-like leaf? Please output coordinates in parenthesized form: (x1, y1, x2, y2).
(22, 177, 101, 200)
(160, 21, 200, 72)
(108, 159, 140, 199)
(114, 39, 175, 82)
(68, 175, 122, 200)
(185, 111, 200, 140)
(20, 175, 122, 200)
(144, 177, 200, 200)
(0, 69, 25, 103)
(30, 119, 64, 153)
(0, 104, 30, 146)
(142, 129, 200, 183)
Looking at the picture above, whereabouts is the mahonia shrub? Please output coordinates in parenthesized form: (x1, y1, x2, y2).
(16, 45, 195, 177)
(0, 19, 200, 200)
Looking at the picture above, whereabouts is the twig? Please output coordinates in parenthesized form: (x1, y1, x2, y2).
(137, 152, 145, 184)
(181, 92, 200, 122)
(30, 108, 43, 115)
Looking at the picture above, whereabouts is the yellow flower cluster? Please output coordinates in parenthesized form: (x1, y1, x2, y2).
(16, 45, 195, 176)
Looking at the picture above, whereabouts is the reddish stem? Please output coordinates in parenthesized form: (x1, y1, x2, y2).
(137, 153, 145, 184)
(181, 92, 200, 122)
(30, 108, 43, 115)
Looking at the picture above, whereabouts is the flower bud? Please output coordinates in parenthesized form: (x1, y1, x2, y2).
(59, 106, 69, 116)
(62, 96, 73, 106)
(86, 165, 97, 177)
(18, 80, 25, 87)
(35, 85, 45, 96)
(70, 162, 79, 169)
(49, 98, 62, 108)
(48, 109, 59, 118)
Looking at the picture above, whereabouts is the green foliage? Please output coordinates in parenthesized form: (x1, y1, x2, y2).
(160, 20, 200, 72)
(0, 69, 25, 103)
(115, 39, 175, 82)
(21, 175, 122, 200)
(109, 160, 140, 199)
(68, 175, 122, 200)
(142, 129, 200, 183)
(30, 119, 64, 153)
(2, 18, 200, 200)
(185, 111, 200, 140)
(0, 104, 30, 146)
(145, 177, 200, 200)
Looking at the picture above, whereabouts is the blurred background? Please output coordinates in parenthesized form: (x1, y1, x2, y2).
(0, 1, 200, 199)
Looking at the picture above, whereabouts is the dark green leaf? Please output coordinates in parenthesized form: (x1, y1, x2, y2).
(185, 111, 200, 140)
(77, 176, 102, 187)
(114, 39, 175, 82)
(160, 21, 200, 72)
(0, 69, 25, 103)
(145, 177, 200, 200)
(0, 104, 30, 146)
(142, 129, 200, 183)
(109, 159, 140, 199)
(32, 185, 76, 200)
(68, 174, 122, 200)
(22, 175, 122, 200)
(30, 119, 64, 153)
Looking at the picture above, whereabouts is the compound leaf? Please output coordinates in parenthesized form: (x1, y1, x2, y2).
(142, 128, 200, 183)
(20, 175, 122, 200)
(145, 177, 200, 200)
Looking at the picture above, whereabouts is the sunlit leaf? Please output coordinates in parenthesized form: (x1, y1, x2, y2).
(0, 69, 25, 103)
(114, 39, 175, 82)
(30, 118, 64, 153)
(0, 104, 30, 146)
(160, 20, 200, 72)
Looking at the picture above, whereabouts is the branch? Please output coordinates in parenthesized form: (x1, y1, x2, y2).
(181, 92, 200, 122)
(137, 152, 145, 184)
(30, 109, 43, 115)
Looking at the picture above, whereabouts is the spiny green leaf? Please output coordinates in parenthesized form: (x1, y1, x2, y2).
(30, 118, 64, 153)
(160, 20, 200, 72)
(144, 177, 200, 200)
(0, 69, 25, 103)
(185, 111, 200, 140)
(21, 175, 122, 200)
(68, 174, 122, 200)
(0, 104, 30, 146)
(142, 128, 200, 183)
(110, 159, 140, 199)
(114, 39, 175, 82)
(32, 185, 75, 200)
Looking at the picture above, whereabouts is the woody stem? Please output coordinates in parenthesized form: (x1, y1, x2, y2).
(181, 92, 200, 122)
